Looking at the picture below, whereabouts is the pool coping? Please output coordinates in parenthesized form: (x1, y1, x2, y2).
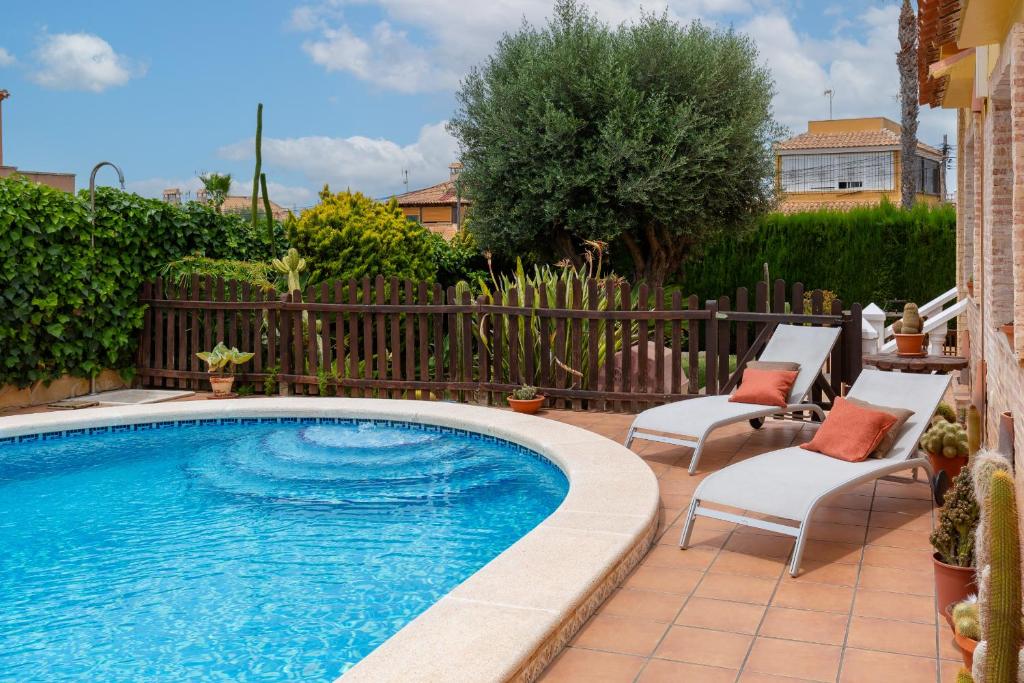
(0, 398, 660, 683)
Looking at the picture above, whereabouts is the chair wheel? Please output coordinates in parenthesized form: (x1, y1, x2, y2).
(932, 470, 951, 506)
(749, 417, 765, 430)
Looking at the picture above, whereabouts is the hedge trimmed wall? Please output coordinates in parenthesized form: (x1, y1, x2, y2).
(0, 176, 275, 387)
(678, 202, 956, 307)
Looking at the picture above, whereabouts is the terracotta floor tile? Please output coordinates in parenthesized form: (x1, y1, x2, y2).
(737, 673, 819, 683)
(852, 589, 936, 624)
(870, 496, 933, 514)
(674, 597, 766, 634)
(874, 480, 933, 500)
(771, 580, 854, 613)
(636, 659, 737, 683)
(940, 658, 968, 682)
(653, 625, 753, 669)
(800, 540, 863, 565)
(839, 648, 938, 683)
(846, 616, 938, 658)
(865, 525, 934, 551)
(869, 509, 933, 532)
(599, 588, 688, 623)
(857, 564, 933, 596)
(694, 572, 779, 605)
(744, 637, 842, 682)
(666, 524, 731, 549)
(795, 560, 859, 587)
(622, 565, 702, 595)
(710, 551, 788, 579)
(807, 521, 868, 544)
(724, 532, 795, 558)
(938, 627, 963, 661)
(861, 545, 936, 572)
(813, 506, 871, 526)
(642, 544, 718, 571)
(572, 614, 670, 657)
(539, 647, 647, 682)
(758, 606, 849, 645)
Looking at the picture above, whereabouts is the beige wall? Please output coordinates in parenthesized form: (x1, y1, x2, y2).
(0, 166, 75, 192)
(0, 370, 126, 413)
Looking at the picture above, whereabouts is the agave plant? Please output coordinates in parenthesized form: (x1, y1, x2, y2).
(196, 342, 254, 375)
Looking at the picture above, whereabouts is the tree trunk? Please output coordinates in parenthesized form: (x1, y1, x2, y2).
(622, 225, 683, 288)
(897, 0, 919, 209)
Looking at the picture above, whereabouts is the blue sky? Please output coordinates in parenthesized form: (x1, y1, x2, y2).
(0, 1, 955, 209)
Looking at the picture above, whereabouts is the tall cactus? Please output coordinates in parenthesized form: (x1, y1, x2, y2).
(251, 103, 263, 232)
(260, 172, 274, 250)
(981, 471, 1021, 682)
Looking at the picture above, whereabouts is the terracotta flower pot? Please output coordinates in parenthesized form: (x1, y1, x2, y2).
(945, 603, 978, 670)
(209, 375, 236, 397)
(967, 281, 974, 298)
(508, 396, 545, 414)
(933, 554, 976, 624)
(927, 451, 968, 482)
(1002, 323, 1015, 347)
(895, 333, 927, 356)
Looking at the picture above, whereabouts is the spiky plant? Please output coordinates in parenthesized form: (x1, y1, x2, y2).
(930, 467, 979, 567)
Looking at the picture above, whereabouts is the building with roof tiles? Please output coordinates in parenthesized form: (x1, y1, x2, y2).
(392, 162, 468, 239)
(918, 0, 1024, 496)
(161, 187, 291, 221)
(773, 117, 945, 214)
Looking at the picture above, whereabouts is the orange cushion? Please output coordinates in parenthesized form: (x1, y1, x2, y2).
(800, 397, 899, 462)
(729, 368, 799, 409)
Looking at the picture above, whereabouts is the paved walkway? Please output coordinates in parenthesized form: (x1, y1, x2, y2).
(536, 410, 960, 683)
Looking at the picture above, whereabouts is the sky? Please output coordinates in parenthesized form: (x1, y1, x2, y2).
(0, 0, 955, 210)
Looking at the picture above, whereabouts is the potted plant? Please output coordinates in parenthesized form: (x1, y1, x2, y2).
(921, 416, 970, 480)
(1001, 322, 1015, 347)
(893, 302, 927, 356)
(949, 598, 980, 670)
(930, 468, 979, 621)
(196, 342, 254, 398)
(507, 385, 545, 414)
(966, 278, 974, 298)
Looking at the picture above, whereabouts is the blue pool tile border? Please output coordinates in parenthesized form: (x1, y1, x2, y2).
(0, 417, 560, 472)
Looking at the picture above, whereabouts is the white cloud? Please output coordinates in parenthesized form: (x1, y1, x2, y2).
(217, 120, 459, 198)
(294, 0, 752, 93)
(31, 33, 143, 92)
(0, 48, 14, 67)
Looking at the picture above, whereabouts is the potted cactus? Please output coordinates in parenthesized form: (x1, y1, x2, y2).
(893, 302, 927, 356)
(921, 416, 970, 480)
(950, 597, 980, 670)
(930, 468, 979, 621)
(196, 342, 255, 397)
(507, 385, 545, 414)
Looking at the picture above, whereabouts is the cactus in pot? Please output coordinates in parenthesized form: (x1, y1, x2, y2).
(893, 302, 926, 355)
(508, 384, 544, 414)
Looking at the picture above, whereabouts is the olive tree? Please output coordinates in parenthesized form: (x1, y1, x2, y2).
(448, 0, 782, 286)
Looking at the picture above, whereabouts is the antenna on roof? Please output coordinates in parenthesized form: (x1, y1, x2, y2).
(823, 89, 834, 120)
(402, 169, 409, 193)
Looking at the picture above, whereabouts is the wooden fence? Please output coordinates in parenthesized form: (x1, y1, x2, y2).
(137, 276, 862, 413)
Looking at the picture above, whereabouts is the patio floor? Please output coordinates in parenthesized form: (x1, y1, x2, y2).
(536, 409, 961, 683)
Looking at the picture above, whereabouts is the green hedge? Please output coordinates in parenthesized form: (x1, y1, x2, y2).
(0, 176, 275, 387)
(677, 202, 956, 307)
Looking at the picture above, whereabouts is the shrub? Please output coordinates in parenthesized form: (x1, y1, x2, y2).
(677, 201, 955, 307)
(0, 176, 269, 387)
(429, 230, 488, 289)
(286, 186, 437, 284)
(160, 257, 277, 292)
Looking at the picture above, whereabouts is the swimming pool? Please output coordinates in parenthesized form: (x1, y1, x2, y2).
(0, 416, 568, 682)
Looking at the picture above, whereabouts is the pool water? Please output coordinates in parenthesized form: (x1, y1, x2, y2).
(0, 419, 568, 682)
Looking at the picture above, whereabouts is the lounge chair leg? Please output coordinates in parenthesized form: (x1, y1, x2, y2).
(789, 523, 809, 577)
(679, 499, 699, 549)
(624, 425, 636, 448)
(687, 436, 708, 475)
(809, 404, 825, 421)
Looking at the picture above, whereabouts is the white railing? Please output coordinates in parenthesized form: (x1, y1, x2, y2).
(861, 287, 966, 356)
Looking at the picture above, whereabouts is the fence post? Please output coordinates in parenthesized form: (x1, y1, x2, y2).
(278, 292, 292, 396)
(844, 303, 863, 389)
(704, 300, 719, 395)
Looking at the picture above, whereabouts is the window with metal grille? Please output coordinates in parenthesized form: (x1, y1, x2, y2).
(779, 152, 894, 193)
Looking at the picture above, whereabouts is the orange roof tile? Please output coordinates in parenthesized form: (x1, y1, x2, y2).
(775, 130, 941, 156)
(393, 180, 467, 207)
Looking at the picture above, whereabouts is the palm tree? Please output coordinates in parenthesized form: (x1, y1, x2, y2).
(199, 172, 232, 213)
(897, 0, 919, 209)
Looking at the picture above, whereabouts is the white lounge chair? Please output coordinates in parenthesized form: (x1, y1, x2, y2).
(625, 324, 842, 474)
(679, 369, 951, 576)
